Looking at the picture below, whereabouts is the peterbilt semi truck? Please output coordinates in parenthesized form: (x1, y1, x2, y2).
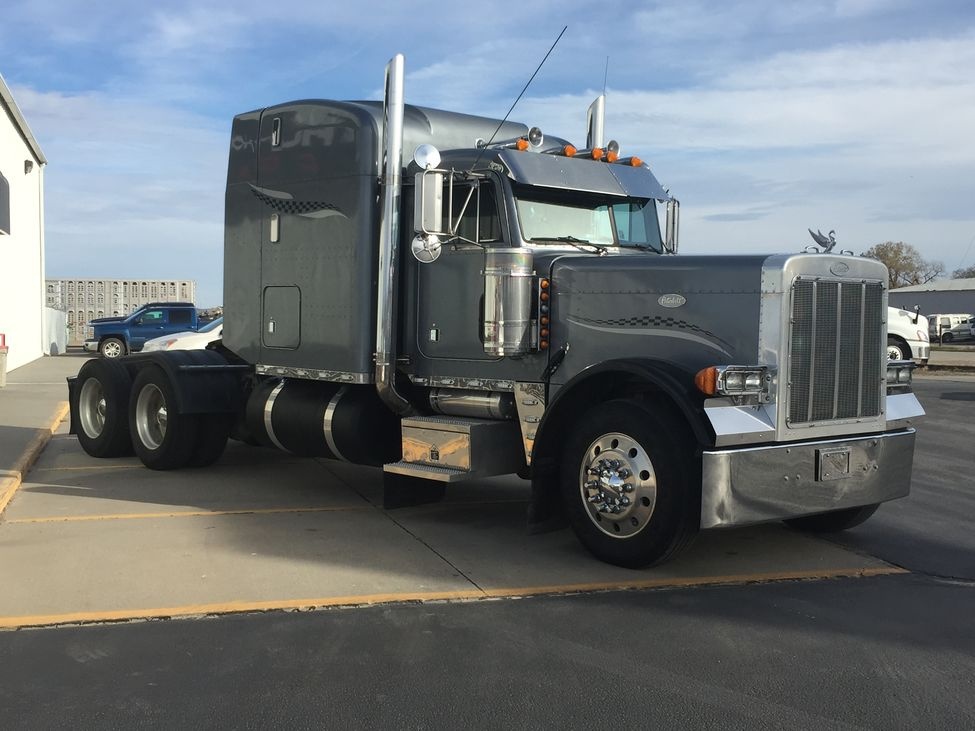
(68, 54, 924, 568)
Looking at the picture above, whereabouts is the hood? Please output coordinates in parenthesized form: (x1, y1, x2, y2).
(89, 316, 126, 325)
(549, 254, 768, 376)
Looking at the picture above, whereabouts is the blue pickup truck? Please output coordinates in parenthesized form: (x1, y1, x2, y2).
(84, 302, 199, 358)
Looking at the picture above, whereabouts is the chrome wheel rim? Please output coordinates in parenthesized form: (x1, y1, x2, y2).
(579, 432, 657, 539)
(886, 345, 904, 360)
(135, 383, 167, 450)
(78, 377, 107, 439)
(102, 340, 122, 358)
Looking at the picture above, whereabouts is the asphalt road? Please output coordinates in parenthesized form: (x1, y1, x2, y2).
(1, 374, 972, 728)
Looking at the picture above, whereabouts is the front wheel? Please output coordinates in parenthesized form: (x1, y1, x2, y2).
(886, 337, 908, 361)
(129, 365, 199, 470)
(560, 400, 697, 569)
(99, 337, 126, 358)
(942, 332, 954, 343)
(785, 504, 879, 532)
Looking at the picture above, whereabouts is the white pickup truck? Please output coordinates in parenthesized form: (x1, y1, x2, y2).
(888, 307, 930, 364)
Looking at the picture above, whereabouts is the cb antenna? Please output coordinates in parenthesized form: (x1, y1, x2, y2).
(603, 56, 609, 95)
(470, 25, 568, 170)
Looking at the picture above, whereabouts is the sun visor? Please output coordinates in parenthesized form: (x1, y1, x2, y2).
(498, 150, 669, 201)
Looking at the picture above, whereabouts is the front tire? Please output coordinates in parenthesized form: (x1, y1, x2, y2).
(786, 504, 879, 532)
(99, 337, 126, 358)
(74, 359, 133, 457)
(886, 337, 908, 361)
(560, 400, 697, 569)
(129, 365, 199, 470)
(942, 332, 954, 343)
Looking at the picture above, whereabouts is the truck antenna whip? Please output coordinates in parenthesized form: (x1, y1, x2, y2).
(470, 25, 567, 170)
(603, 56, 609, 95)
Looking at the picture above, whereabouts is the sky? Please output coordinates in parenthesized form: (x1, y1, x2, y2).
(3, 0, 974, 306)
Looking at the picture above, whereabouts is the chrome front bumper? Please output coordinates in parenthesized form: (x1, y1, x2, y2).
(700, 429, 916, 529)
(83, 340, 98, 352)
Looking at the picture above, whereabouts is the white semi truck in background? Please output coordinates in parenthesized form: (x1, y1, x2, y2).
(67, 54, 925, 569)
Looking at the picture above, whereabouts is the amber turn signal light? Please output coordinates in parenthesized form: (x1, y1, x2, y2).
(695, 367, 719, 396)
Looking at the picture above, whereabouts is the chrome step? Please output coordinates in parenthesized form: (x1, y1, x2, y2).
(383, 461, 469, 483)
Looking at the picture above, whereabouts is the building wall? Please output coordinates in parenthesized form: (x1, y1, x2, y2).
(0, 104, 44, 372)
(45, 278, 196, 344)
(889, 290, 975, 318)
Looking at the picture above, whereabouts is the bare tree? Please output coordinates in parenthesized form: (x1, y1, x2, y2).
(862, 242, 944, 289)
(951, 265, 975, 279)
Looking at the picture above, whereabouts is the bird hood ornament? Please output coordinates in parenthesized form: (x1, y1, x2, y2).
(808, 228, 837, 253)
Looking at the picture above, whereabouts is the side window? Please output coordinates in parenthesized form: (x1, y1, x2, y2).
(141, 310, 165, 324)
(448, 181, 501, 244)
(170, 309, 192, 326)
(0, 171, 9, 235)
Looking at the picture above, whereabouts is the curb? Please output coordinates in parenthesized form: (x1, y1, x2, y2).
(0, 402, 70, 519)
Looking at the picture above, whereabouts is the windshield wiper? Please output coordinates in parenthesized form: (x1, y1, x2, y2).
(529, 236, 609, 255)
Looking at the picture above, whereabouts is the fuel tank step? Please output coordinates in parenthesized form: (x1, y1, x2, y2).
(382, 415, 525, 482)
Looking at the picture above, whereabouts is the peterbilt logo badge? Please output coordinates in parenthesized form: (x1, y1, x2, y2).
(830, 262, 850, 276)
(658, 294, 686, 308)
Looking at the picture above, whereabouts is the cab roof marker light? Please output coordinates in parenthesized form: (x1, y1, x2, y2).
(618, 156, 643, 167)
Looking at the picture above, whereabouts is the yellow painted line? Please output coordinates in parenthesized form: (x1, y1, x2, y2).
(0, 402, 69, 518)
(6, 505, 370, 524)
(478, 566, 909, 598)
(0, 565, 907, 630)
(30, 464, 141, 473)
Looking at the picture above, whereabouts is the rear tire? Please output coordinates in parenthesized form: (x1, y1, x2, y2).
(785, 504, 879, 532)
(129, 365, 199, 470)
(99, 337, 126, 358)
(559, 399, 697, 568)
(74, 359, 133, 457)
(188, 414, 232, 467)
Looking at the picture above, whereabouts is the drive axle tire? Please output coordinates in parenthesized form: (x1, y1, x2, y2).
(74, 358, 134, 458)
(99, 337, 126, 358)
(129, 365, 199, 470)
(560, 400, 697, 569)
(188, 414, 232, 467)
(785, 504, 879, 532)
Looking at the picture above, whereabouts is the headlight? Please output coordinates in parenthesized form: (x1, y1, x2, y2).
(695, 365, 772, 398)
(886, 360, 914, 387)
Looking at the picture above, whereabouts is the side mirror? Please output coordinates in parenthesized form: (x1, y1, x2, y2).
(664, 198, 680, 254)
(912, 304, 920, 324)
(414, 170, 445, 235)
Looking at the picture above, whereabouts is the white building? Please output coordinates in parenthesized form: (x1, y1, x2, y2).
(0, 72, 47, 372)
(45, 278, 196, 344)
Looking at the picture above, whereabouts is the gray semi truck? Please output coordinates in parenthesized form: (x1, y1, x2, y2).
(68, 54, 924, 568)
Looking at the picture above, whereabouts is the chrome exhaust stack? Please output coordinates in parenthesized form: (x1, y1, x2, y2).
(375, 53, 415, 416)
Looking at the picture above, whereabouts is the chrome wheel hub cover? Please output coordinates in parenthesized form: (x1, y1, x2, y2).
(579, 432, 657, 539)
(78, 378, 106, 439)
(135, 383, 167, 450)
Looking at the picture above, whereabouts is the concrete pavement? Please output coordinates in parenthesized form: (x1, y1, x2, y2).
(0, 351, 971, 629)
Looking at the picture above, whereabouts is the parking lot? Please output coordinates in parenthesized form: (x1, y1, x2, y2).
(0, 357, 973, 725)
(0, 357, 968, 628)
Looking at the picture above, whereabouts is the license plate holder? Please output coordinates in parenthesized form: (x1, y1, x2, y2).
(817, 447, 852, 481)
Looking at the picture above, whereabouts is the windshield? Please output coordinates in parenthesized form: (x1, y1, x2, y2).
(514, 186, 663, 253)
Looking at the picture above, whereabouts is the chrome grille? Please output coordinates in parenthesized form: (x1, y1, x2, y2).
(788, 278, 883, 425)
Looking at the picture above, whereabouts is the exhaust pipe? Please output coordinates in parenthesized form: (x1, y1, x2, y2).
(375, 53, 415, 416)
(586, 95, 605, 149)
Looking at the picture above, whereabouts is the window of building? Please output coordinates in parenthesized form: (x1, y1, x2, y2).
(0, 171, 9, 235)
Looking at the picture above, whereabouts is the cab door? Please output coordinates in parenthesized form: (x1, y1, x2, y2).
(414, 176, 506, 362)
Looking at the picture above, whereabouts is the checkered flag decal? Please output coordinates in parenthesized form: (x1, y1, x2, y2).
(249, 185, 342, 219)
(575, 314, 732, 349)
